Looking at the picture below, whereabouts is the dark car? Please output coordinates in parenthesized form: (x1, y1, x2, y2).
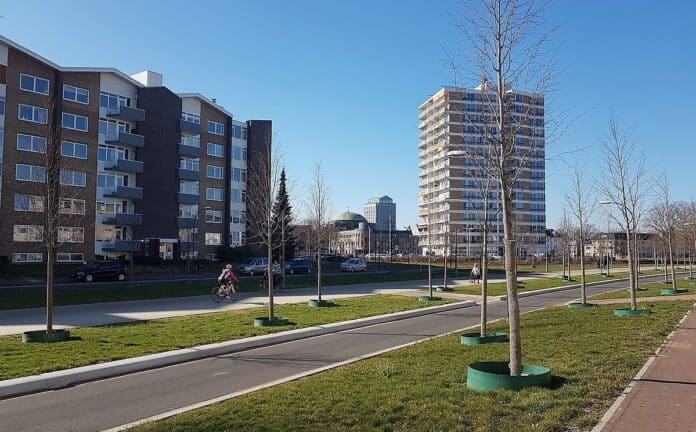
(72, 261, 128, 282)
(284, 258, 313, 275)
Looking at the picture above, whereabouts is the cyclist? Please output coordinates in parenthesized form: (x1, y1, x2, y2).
(218, 264, 240, 298)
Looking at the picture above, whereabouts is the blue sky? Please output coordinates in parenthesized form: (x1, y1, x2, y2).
(2, 0, 694, 229)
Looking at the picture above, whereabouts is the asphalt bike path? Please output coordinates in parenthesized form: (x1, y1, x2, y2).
(0, 275, 666, 432)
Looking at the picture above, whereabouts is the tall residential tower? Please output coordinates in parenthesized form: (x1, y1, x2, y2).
(363, 195, 396, 231)
(417, 85, 546, 257)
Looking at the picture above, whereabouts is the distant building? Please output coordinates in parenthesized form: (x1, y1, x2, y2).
(363, 196, 396, 231)
(330, 210, 414, 257)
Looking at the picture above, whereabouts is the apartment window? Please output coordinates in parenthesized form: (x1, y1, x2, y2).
(0, 96, 5, 115)
(99, 118, 129, 136)
(205, 209, 222, 223)
(95, 226, 114, 242)
(231, 168, 246, 182)
(180, 157, 200, 171)
(208, 120, 224, 135)
(58, 226, 84, 243)
(181, 134, 200, 148)
(98, 172, 125, 188)
(207, 143, 223, 157)
(205, 232, 222, 246)
(17, 134, 46, 153)
(178, 227, 198, 243)
(63, 84, 89, 104)
(231, 209, 246, 224)
(179, 181, 199, 195)
(96, 201, 123, 215)
(14, 194, 45, 212)
(12, 252, 43, 263)
(230, 231, 245, 247)
(98, 145, 126, 162)
(181, 112, 200, 124)
(231, 188, 245, 203)
(16, 164, 46, 182)
(20, 73, 50, 95)
(18, 104, 47, 124)
(13, 225, 43, 242)
(57, 253, 84, 263)
(100, 91, 129, 110)
(178, 204, 198, 219)
(60, 198, 86, 215)
(232, 146, 243, 160)
(60, 170, 87, 187)
(206, 165, 223, 179)
(206, 187, 223, 201)
(62, 113, 89, 132)
(61, 141, 88, 159)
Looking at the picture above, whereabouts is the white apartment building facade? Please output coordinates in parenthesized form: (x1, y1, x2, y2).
(417, 85, 546, 257)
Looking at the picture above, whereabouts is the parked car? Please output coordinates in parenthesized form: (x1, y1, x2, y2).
(72, 261, 128, 282)
(238, 257, 281, 276)
(284, 258, 313, 275)
(340, 258, 367, 272)
(487, 253, 503, 260)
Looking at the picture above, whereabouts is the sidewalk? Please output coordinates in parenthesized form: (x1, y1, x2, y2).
(597, 305, 696, 432)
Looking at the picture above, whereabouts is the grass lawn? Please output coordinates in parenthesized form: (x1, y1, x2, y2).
(0, 270, 444, 311)
(0, 295, 451, 380)
(451, 270, 661, 296)
(590, 277, 696, 300)
(132, 301, 692, 432)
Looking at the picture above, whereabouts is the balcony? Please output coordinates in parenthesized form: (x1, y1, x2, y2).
(178, 144, 200, 158)
(106, 105, 146, 122)
(104, 186, 143, 200)
(102, 213, 143, 226)
(177, 217, 198, 229)
(180, 119, 201, 135)
(177, 193, 199, 205)
(102, 240, 143, 252)
(178, 168, 200, 181)
(105, 159, 144, 174)
(105, 131, 145, 148)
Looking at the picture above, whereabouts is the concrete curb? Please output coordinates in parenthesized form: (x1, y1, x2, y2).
(0, 300, 475, 400)
(591, 302, 696, 432)
(497, 273, 678, 301)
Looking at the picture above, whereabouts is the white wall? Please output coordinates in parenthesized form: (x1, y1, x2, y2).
(0, 44, 8, 65)
(181, 98, 201, 115)
(100, 73, 138, 102)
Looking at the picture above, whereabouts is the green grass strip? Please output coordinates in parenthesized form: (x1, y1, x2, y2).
(0, 295, 451, 380)
(591, 277, 694, 300)
(132, 301, 691, 432)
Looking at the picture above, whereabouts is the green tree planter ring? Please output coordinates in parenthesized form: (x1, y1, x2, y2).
(661, 288, 688, 296)
(466, 361, 551, 391)
(460, 332, 508, 345)
(567, 302, 597, 309)
(253, 317, 290, 327)
(418, 296, 442, 302)
(435, 286, 454, 292)
(22, 329, 71, 343)
(613, 308, 651, 317)
(308, 299, 335, 308)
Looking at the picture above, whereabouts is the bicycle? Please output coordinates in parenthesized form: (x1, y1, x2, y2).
(211, 282, 240, 303)
(258, 273, 285, 292)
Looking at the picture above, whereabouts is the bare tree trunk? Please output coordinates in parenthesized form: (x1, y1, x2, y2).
(267, 221, 274, 320)
(663, 245, 669, 283)
(480, 237, 489, 337)
(443, 231, 448, 289)
(317, 242, 323, 302)
(580, 234, 587, 304)
(626, 231, 637, 310)
(46, 245, 54, 333)
(668, 235, 677, 290)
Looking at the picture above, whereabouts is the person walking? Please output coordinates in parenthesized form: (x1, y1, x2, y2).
(470, 263, 481, 284)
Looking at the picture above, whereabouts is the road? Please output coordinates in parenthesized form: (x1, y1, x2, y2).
(0, 275, 665, 432)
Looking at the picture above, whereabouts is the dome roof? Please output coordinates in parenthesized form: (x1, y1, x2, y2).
(333, 211, 367, 223)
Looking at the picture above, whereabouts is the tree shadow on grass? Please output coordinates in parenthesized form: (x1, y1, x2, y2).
(548, 374, 573, 390)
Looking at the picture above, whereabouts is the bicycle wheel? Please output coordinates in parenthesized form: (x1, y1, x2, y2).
(211, 285, 225, 303)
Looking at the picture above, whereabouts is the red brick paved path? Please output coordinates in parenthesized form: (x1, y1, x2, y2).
(599, 306, 696, 432)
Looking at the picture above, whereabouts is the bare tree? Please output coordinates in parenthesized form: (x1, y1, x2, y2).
(555, 210, 575, 281)
(564, 163, 597, 304)
(307, 162, 331, 303)
(648, 175, 677, 290)
(450, 0, 564, 374)
(245, 133, 283, 321)
(598, 116, 652, 310)
(676, 201, 696, 279)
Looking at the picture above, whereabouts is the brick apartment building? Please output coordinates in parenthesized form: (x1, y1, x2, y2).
(0, 35, 270, 264)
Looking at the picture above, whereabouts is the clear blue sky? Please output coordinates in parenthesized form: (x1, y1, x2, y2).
(2, 0, 694, 229)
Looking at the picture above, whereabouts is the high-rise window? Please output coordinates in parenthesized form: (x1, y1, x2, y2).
(18, 104, 47, 124)
(57, 253, 84, 262)
(62, 113, 89, 132)
(231, 168, 247, 183)
(12, 253, 43, 263)
(63, 85, 89, 104)
(59, 198, 86, 215)
(97, 172, 125, 188)
(20, 74, 50, 95)
(179, 181, 199, 195)
(16, 164, 46, 182)
(180, 157, 200, 171)
(17, 134, 46, 153)
(99, 118, 129, 136)
(58, 226, 85, 243)
(178, 204, 198, 219)
(205, 209, 223, 223)
(14, 194, 45, 212)
(207, 143, 223, 157)
(13, 225, 44, 242)
(60, 170, 87, 187)
(206, 165, 223, 179)
(0, 96, 5, 115)
(205, 232, 222, 245)
(62, 141, 88, 159)
(181, 134, 200, 148)
(208, 120, 224, 135)
(181, 112, 200, 124)
(100, 91, 129, 109)
(206, 187, 223, 201)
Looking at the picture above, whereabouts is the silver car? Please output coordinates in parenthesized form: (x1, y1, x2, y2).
(340, 258, 367, 272)
(238, 257, 273, 276)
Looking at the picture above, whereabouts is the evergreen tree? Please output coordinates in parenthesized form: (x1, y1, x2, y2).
(272, 168, 296, 260)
